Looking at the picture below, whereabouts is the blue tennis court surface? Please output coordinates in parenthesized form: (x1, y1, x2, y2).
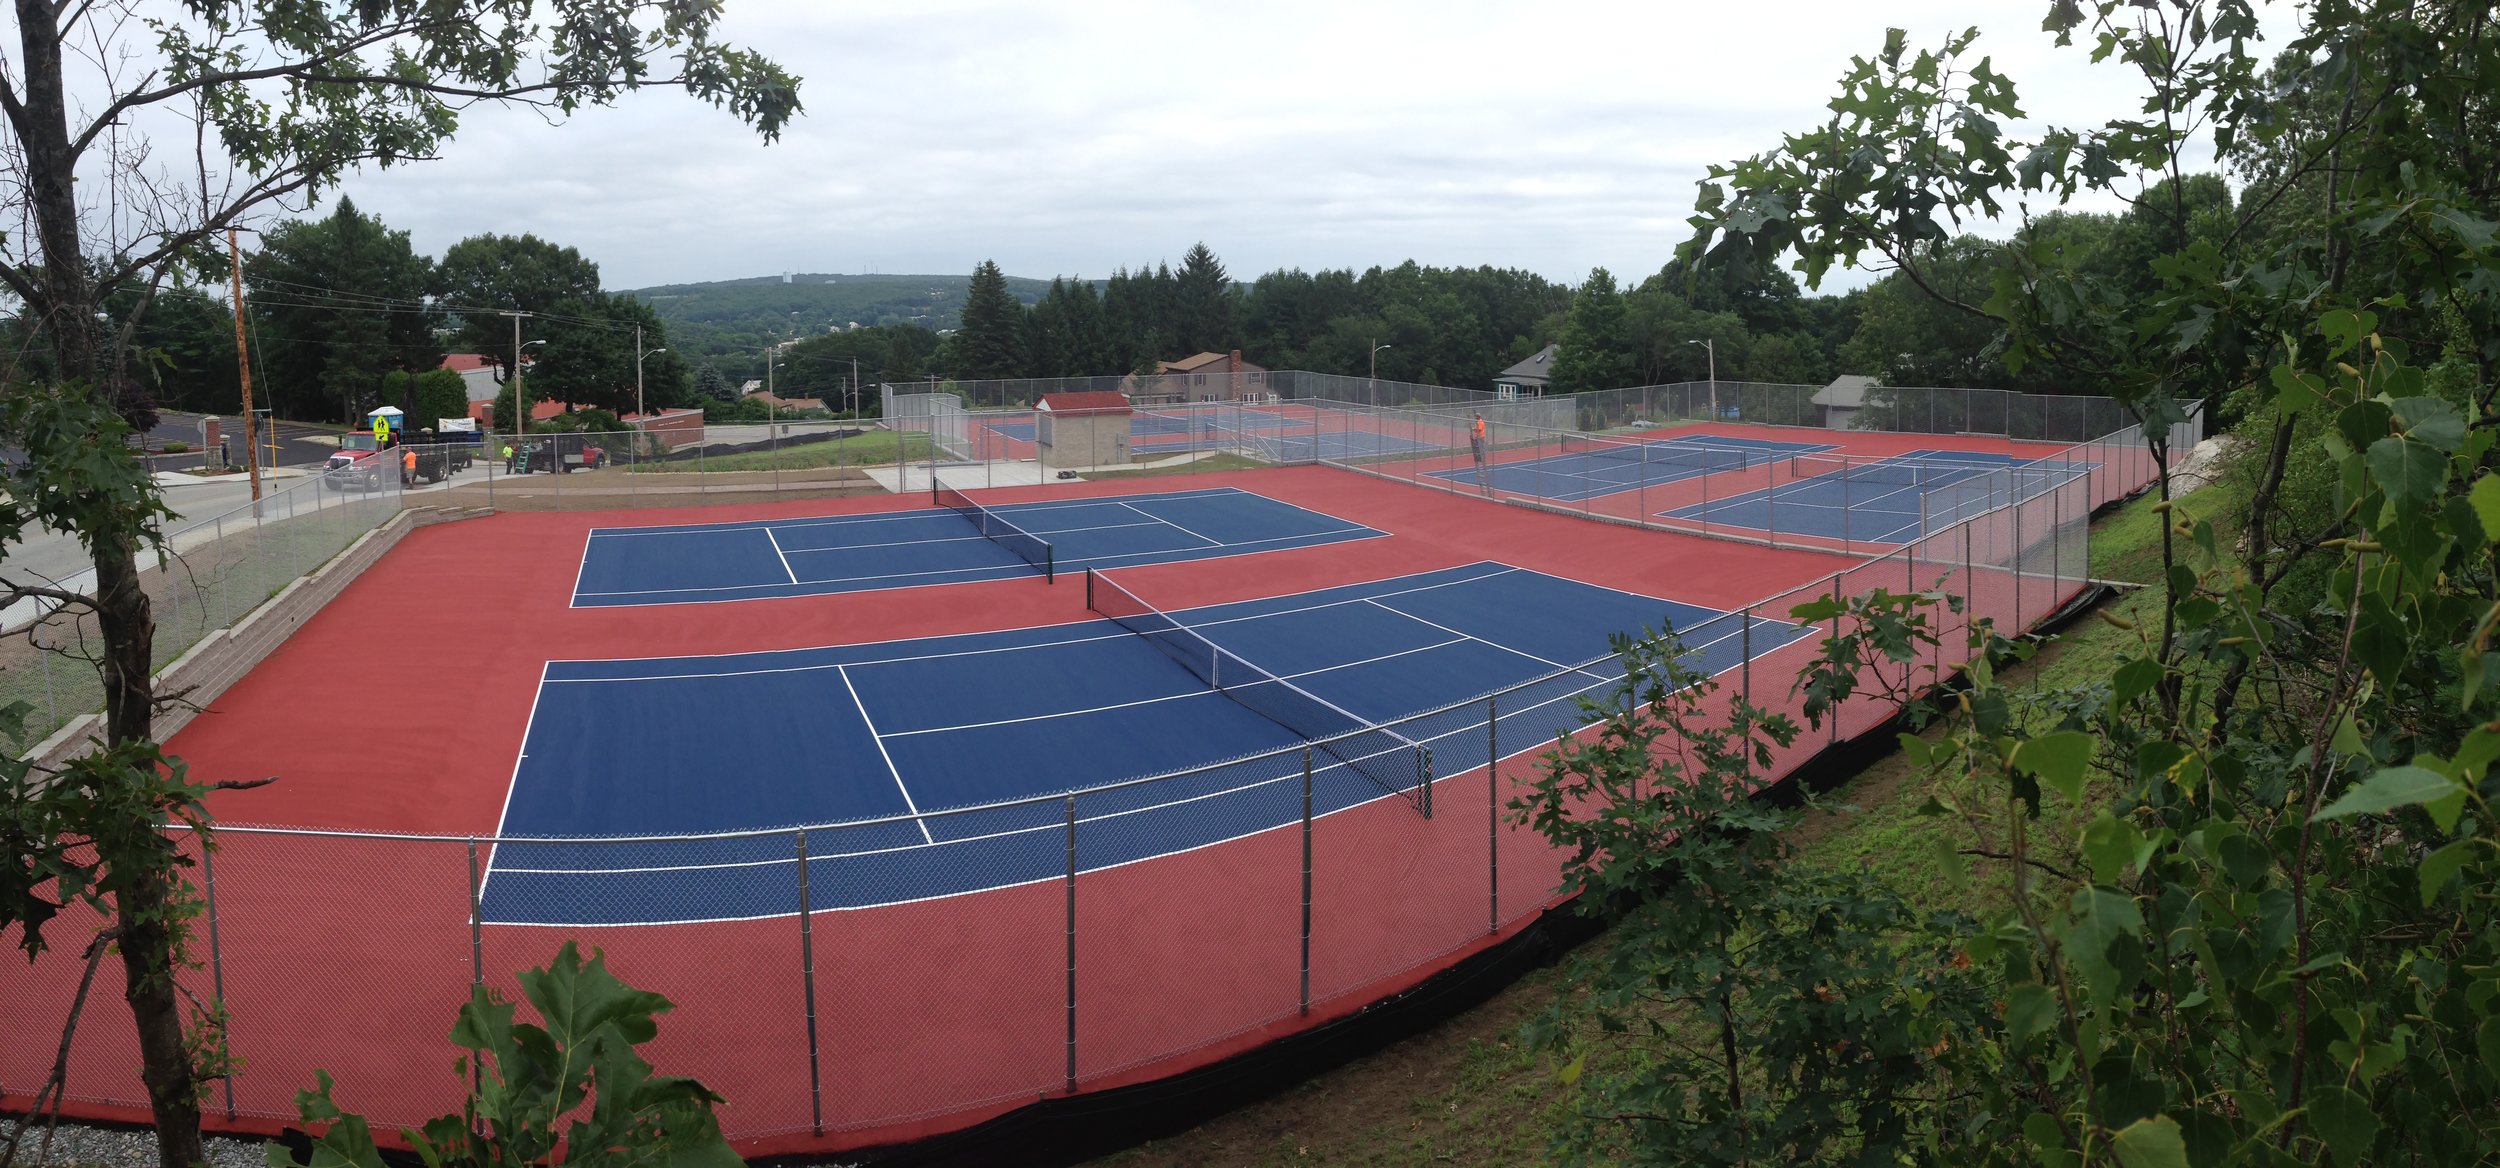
(1661, 450, 2097, 543)
(482, 562, 1812, 925)
(570, 487, 1384, 607)
(1421, 434, 1835, 502)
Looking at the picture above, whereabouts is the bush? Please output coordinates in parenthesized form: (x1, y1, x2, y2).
(160, 441, 189, 453)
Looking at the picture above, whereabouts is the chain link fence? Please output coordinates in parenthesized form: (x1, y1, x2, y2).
(6, 373, 2173, 1154)
(3, 458, 2110, 1152)
(1, 462, 405, 747)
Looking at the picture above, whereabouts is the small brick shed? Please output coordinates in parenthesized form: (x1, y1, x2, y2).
(1035, 391, 1134, 471)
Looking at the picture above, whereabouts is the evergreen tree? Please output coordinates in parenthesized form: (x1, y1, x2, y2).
(1546, 267, 1634, 393)
(956, 259, 1026, 380)
(1172, 242, 1234, 355)
(695, 363, 733, 401)
(246, 198, 443, 421)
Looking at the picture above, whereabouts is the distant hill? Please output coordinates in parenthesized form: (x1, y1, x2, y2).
(620, 272, 1054, 336)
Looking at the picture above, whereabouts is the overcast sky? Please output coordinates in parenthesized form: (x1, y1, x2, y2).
(324, 1, 2284, 293)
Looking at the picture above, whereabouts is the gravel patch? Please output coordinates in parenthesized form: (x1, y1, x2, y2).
(0, 1118, 268, 1168)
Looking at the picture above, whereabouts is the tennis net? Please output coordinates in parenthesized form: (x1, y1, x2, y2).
(1785, 453, 1992, 488)
(934, 483, 1056, 581)
(1560, 435, 1752, 471)
(1085, 570, 1431, 813)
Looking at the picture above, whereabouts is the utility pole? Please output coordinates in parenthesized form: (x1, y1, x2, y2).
(504, 311, 532, 434)
(226, 228, 263, 515)
(851, 356, 860, 416)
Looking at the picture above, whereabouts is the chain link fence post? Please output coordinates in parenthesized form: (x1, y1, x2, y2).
(1063, 794, 1078, 1095)
(202, 836, 235, 1120)
(796, 831, 824, 1136)
(1299, 746, 1313, 1017)
(1486, 695, 1499, 935)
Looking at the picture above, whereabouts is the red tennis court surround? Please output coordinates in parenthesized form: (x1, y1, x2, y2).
(2, 435, 2116, 1157)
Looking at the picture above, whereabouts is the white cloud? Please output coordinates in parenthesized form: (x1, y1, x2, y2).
(325, 0, 2301, 291)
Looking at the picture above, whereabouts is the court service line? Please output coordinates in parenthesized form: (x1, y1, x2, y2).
(761, 527, 799, 584)
(551, 565, 1523, 684)
(874, 636, 1476, 738)
(573, 524, 1388, 601)
(1359, 598, 1589, 674)
(838, 664, 935, 846)
(1117, 500, 1223, 548)
(775, 518, 1163, 557)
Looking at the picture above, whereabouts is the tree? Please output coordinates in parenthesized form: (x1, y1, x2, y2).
(1554, 4, 2500, 1163)
(1515, 623, 1994, 1163)
(954, 260, 1025, 380)
(438, 235, 606, 390)
(1546, 268, 1633, 394)
(383, 368, 473, 433)
(1172, 241, 1235, 355)
(0, 6, 798, 1165)
(695, 364, 734, 403)
(246, 199, 443, 421)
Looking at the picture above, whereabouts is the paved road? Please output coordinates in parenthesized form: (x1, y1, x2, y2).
(137, 410, 343, 471)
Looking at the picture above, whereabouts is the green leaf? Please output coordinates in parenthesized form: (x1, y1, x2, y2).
(2082, 812, 2144, 884)
(1933, 832, 1970, 890)
(2110, 1115, 2190, 1168)
(2014, 730, 2096, 802)
(2004, 983, 2058, 1043)
(2025, 1110, 2078, 1168)
(2479, 1016, 2500, 1079)
(2388, 396, 2465, 452)
(2366, 436, 2446, 509)
(2472, 476, 2500, 544)
(2312, 766, 2461, 823)
(2304, 1085, 2378, 1167)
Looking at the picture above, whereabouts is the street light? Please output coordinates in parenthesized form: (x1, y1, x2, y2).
(1369, 342, 1392, 399)
(515, 337, 547, 433)
(1689, 338, 1717, 420)
(635, 326, 667, 421)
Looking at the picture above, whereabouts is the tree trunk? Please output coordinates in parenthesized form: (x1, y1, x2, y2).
(16, 3, 206, 1164)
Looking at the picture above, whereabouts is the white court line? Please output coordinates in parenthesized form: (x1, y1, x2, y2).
(481, 612, 1815, 926)
(576, 525, 1385, 600)
(1117, 500, 1223, 547)
(474, 662, 554, 909)
(776, 518, 1164, 557)
(583, 486, 1247, 539)
(761, 527, 798, 584)
(554, 563, 1525, 683)
(876, 636, 1473, 738)
(839, 665, 935, 845)
(1362, 598, 1589, 674)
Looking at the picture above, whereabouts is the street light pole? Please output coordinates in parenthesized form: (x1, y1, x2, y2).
(504, 311, 533, 433)
(1369, 342, 1392, 401)
(1689, 337, 1717, 419)
(635, 327, 668, 422)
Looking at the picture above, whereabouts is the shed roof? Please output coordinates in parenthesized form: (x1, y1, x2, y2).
(1038, 391, 1135, 414)
(1813, 374, 1879, 409)
(1495, 343, 1560, 386)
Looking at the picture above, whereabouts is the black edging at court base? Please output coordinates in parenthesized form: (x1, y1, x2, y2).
(744, 580, 2118, 1168)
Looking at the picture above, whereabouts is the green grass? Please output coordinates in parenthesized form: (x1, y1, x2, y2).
(625, 430, 930, 473)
